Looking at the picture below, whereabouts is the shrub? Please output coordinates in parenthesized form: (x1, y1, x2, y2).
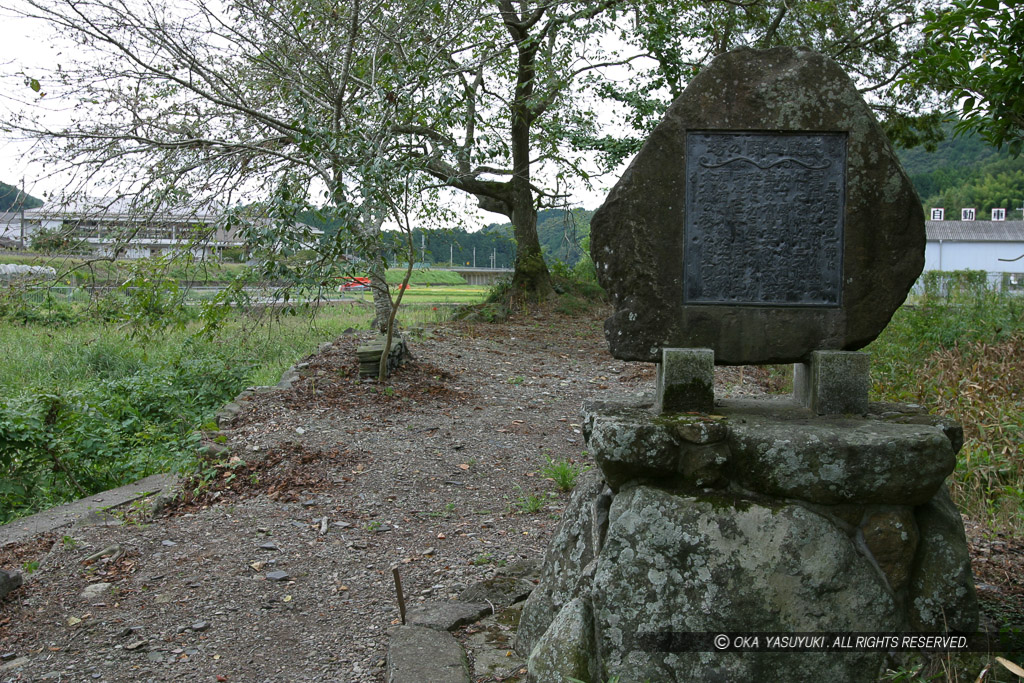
(920, 269, 990, 300)
(29, 226, 77, 254)
(0, 353, 248, 522)
(220, 246, 247, 263)
(571, 253, 598, 284)
(484, 276, 512, 305)
(869, 278, 1024, 535)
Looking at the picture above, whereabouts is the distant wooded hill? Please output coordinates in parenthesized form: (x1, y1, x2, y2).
(483, 208, 594, 266)
(303, 206, 595, 268)
(897, 127, 1024, 219)
(380, 225, 519, 268)
(0, 182, 43, 212)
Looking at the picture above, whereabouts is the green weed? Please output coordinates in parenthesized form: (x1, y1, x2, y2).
(540, 456, 589, 492)
(0, 304, 361, 522)
(867, 272, 1024, 537)
(427, 502, 457, 518)
(514, 489, 547, 514)
(882, 652, 1024, 683)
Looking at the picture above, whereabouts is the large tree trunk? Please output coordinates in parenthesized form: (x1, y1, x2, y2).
(507, 25, 553, 306)
(357, 206, 393, 333)
(509, 186, 551, 304)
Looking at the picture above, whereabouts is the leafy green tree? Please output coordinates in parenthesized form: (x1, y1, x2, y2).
(904, 0, 1024, 156)
(587, 0, 947, 166)
(387, 1, 629, 304)
(4, 0, 474, 330)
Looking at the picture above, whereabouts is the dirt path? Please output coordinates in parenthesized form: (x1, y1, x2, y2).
(1, 307, 1020, 682)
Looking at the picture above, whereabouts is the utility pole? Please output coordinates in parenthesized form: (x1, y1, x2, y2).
(473, 247, 476, 268)
(18, 177, 26, 250)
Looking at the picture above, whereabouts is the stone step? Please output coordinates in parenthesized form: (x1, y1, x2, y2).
(405, 601, 492, 632)
(0, 473, 178, 548)
(386, 625, 470, 683)
(385, 570, 535, 682)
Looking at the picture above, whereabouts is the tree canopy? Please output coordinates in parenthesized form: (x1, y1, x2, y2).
(903, 0, 1024, 157)
(587, 0, 946, 166)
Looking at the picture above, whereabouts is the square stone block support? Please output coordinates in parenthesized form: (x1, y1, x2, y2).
(794, 350, 870, 415)
(655, 348, 714, 414)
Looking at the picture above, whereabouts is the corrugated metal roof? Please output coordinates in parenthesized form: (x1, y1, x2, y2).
(926, 220, 1024, 241)
(23, 196, 225, 221)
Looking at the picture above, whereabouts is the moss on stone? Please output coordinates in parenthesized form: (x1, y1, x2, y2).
(659, 378, 714, 414)
(652, 414, 727, 428)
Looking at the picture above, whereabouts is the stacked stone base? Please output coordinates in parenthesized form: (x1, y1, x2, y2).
(516, 398, 978, 683)
(356, 334, 408, 378)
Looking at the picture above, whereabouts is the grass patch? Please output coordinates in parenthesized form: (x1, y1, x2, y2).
(551, 270, 606, 317)
(540, 456, 589, 492)
(867, 273, 1024, 536)
(383, 268, 467, 286)
(347, 286, 488, 306)
(0, 304, 371, 523)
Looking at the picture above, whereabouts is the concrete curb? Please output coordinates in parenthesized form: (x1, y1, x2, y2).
(0, 340, 326, 549)
(0, 473, 178, 548)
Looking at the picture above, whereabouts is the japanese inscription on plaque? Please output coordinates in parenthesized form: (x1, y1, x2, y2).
(684, 132, 846, 306)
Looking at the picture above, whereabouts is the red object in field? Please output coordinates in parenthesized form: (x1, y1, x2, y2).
(337, 277, 370, 290)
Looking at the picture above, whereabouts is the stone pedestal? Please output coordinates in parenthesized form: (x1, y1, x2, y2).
(655, 348, 714, 414)
(795, 350, 871, 415)
(517, 398, 977, 683)
(556, 41, 967, 683)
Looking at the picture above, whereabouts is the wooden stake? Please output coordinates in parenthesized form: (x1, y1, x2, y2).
(392, 567, 407, 625)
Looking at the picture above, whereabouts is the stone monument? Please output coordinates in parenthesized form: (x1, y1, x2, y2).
(515, 47, 979, 682)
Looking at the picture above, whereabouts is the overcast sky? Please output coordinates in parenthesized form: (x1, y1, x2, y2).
(0, 10, 82, 200)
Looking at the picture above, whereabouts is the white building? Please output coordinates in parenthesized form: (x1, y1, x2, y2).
(924, 220, 1024, 288)
(16, 197, 244, 260)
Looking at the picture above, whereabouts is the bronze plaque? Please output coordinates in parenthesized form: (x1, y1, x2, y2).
(683, 132, 846, 306)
